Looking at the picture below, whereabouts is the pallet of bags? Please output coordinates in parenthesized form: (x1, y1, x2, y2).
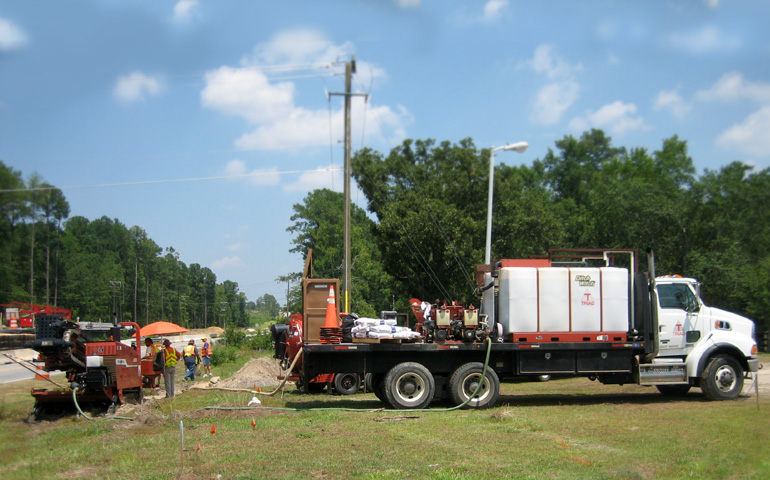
(350, 318, 422, 343)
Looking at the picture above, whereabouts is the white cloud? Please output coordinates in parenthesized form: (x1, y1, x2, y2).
(570, 101, 650, 136)
(173, 0, 198, 22)
(532, 81, 580, 125)
(113, 72, 163, 104)
(227, 242, 247, 252)
(696, 72, 770, 104)
(244, 28, 352, 67)
(0, 17, 28, 51)
(482, 0, 509, 22)
(704, 0, 719, 8)
(201, 67, 295, 123)
(663, 25, 740, 54)
(283, 164, 343, 193)
(202, 30, 408, 152)
(522, 45, 582, 125)
(395, 0, 421, 8)
(223, 159, 281, 186)
(211, 256, 242, 269)
(654, 89, 692, 119)
(716, 105, 770, 158)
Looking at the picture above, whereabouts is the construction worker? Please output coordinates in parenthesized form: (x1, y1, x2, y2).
(183, 339, 201, 382)
(142, 337, 163, 389)
(144, 337, 161, 358)
(200, 337, 212, 377)
(162, 339, 182, 398)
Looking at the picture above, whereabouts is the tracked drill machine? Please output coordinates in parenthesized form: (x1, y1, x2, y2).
(25, 315, 144, 419)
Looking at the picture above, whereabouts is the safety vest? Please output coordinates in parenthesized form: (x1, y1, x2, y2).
(164, 347, 178, 367)
(184, 345, 196, 357)
(201, 341, 211, 356)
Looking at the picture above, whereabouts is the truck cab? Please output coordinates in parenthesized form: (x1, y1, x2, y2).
(652, 275, 759, 399)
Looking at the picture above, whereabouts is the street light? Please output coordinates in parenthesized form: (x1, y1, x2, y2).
(485, 142, 529, 265)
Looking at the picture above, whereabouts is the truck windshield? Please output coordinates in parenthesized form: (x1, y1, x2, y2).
(658, 284, 697, 310)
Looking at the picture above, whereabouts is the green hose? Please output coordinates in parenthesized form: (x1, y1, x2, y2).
(205, 337, 494, 414)
(71, 386, 135, 421)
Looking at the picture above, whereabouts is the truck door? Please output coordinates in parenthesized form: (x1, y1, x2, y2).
(656, 283, 701, 355)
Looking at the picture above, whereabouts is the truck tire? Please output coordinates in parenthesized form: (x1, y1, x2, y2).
(701, 354, 744, 400)
(383, 362, 435, 409)
(368, 373, 387, 403)
(656, 384, 691, 396)
(448, 362, 500, 409)
(333, 373, 360, 395)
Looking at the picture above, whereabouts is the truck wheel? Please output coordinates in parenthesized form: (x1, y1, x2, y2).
(449, 362, 500, 409)
(701, 355, 744, 400)
(383, 362, 435, 409)
(334, 373, 360, 395)
(656, 384, 691, 396)
(369, 374, 388, 403)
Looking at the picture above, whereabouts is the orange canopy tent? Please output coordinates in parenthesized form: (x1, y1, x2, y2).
(139, 321, 189, 337)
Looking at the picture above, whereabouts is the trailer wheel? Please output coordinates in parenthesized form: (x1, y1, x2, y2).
(449, 362, 500, 409)
(334, 373, 360, 395)
(656, 384, 691, 396)
(383, 362, 435, 409)
(701, 355, 744, 400)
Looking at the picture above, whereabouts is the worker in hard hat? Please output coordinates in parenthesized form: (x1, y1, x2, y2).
(162, 339, 182, 398)
(200, 337, 212, 378)
(183, 339, 201, 382)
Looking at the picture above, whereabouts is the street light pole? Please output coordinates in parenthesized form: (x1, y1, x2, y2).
(485, 142, 529, 265)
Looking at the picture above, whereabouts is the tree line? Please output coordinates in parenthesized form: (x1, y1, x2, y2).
(286, 129, 769, 333)
(0, 160, 278, 329)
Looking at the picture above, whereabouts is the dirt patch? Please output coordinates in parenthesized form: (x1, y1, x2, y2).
(190, 327, 225, 337)
(216, 357, 288, 389)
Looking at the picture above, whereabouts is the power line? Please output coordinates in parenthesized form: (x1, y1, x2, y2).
(0, 167, 343, 193)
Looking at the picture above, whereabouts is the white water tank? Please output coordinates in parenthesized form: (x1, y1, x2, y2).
(497, 266, 629, 335)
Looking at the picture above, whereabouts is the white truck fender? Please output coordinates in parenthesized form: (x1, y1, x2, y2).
(685, 333, 750, 379)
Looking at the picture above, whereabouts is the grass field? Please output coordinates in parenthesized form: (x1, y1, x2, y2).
(1, 351, 768, 480)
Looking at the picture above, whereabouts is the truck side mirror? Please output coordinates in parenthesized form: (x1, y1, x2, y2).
(686, 331, 701, 343)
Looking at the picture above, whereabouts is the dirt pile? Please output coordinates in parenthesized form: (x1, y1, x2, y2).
(216, 357, 290, 389)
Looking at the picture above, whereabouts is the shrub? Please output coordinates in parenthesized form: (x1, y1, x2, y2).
(210, 345, 238, 366)
(245, 331, 273, 351)
(224, 328, 246, 348)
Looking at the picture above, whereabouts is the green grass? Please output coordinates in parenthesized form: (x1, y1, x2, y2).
(0, 352, 768, 479)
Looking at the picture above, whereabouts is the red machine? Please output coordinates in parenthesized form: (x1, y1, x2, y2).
(410, 298, 485, 343)
(1, 302, 72, 328)
(271, 314, 361, 395)
(25, 315, 145, 419)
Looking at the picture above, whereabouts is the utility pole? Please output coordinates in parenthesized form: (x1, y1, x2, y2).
(328, 55, 367, 314)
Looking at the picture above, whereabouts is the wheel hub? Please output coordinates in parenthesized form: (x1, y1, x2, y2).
(715, 366, 736, 391)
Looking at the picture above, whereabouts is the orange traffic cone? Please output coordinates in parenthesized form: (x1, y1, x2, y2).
(323, 286, 339, 328)
(251, 418, 256, 429)
(210, 423, 216, 434)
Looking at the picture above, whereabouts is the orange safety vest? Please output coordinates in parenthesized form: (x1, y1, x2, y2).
(184, 345, 196, 357)
(201, 341, 211, 357)
(164, 347, 178, 367)
(145, 343, 160, 358)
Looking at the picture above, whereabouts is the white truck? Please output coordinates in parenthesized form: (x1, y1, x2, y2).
(274, 249, 759, 408)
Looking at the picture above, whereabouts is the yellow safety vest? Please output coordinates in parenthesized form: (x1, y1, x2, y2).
(164, 347, 178, 367)
(184, 345, 196, 357)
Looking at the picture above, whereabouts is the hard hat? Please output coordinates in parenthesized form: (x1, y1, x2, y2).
(188, 339, 195, 344)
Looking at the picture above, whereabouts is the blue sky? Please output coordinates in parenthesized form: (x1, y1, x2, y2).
(1, 0, 769, 306)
